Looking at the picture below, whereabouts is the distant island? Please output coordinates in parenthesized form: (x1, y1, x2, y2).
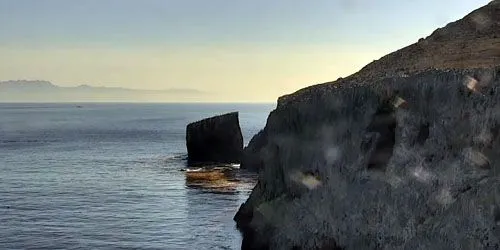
(0, 80, 208, 102)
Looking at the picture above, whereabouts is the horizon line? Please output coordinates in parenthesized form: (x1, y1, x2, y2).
(0, 101, 276, 104)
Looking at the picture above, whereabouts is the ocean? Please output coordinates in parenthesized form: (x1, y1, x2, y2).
(0, 103, 274, 250)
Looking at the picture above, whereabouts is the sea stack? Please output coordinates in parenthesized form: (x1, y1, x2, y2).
(236, 1, 500, 249)
(186, 112, 243, 166)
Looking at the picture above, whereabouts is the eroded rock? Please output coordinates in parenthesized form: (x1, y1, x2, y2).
(186, 112, 243, 166)
(236, 69, 500, 249)
(235, 0, 500, 250)
(235, 1, 500, 247)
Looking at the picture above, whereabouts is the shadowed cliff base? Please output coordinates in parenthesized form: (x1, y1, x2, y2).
(236, 1, 500, 249)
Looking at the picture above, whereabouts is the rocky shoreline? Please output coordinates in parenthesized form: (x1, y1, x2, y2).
(235, 1, 500, 249)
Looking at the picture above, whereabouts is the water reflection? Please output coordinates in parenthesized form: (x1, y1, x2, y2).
(184, 170, 257, 249)
(185, 170, 257, 194)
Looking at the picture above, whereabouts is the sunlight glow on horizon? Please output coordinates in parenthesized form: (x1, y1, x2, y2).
(0, 44, 391, 102)
(0, 0, 491, 102)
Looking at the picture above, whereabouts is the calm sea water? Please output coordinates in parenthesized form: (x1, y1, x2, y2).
(0, 103, 274, 250)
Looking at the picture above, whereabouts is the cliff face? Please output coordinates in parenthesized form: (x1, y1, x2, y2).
(356, 0, 500, 79)
(273, 0, 500, 110)
(186, 112, 243, 165)
(236, 1, 500, 249)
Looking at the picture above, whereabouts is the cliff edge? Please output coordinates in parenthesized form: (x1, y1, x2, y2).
(277, 0, 500, 109)
(236, 1, 500, 249)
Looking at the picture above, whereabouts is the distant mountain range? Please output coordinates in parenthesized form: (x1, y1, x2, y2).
(0, 80, 209, 102)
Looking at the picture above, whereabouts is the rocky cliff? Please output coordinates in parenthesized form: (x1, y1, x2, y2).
(186, 112, 243, 166)
(236, 1, 500, 249)
(276, 0, 500, 110)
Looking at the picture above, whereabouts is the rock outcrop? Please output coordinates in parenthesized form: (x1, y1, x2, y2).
(236, 1, 500, 249)
(186, 112, 243, 166)
(241, 129, 268, 171)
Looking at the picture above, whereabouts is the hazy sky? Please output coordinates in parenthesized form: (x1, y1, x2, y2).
(0, 0, 491, 102)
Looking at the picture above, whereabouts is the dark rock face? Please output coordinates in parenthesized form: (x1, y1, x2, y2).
(186, 112, 243, 165)
(365, 99, 398, 171)
(240, 129, 268, 171)
(235, 68, 500, 249)
(235, 2, 500, 249)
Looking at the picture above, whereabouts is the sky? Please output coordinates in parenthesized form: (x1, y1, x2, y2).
(0, 0, 492, 102)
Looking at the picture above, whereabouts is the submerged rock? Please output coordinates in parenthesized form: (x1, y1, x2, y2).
(186, 112, 243, 166)
(236, 2, 500, 249)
